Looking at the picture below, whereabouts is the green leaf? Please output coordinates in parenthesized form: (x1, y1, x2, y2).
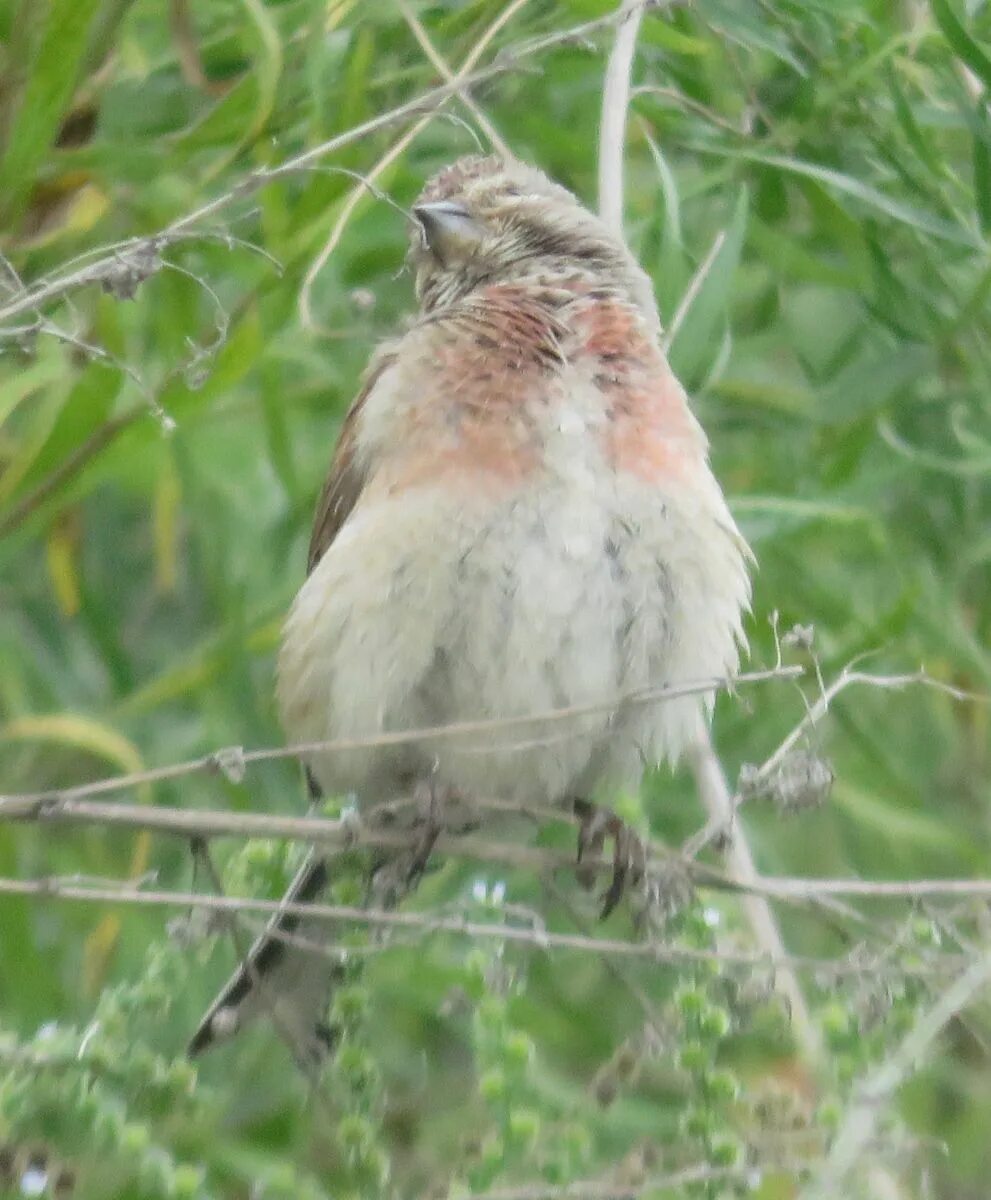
(729, 494, 883, 541)
(234, 0, 284, 144)
(698, 0, 808, 75)
(689, 142, 981, 245)
(0, 354, 64, 428)
(639, 21, 710, 57)
(0, 368, 73, 509)
(644, 132, 688, 318)
(835, 779, 976, 859)
(748, 218, 858, 288)
(0, 0, 102, 225)
(973, 99, 991, 234)
(886, 63, 943, 179)
(816, 344, 936, 425)
(931, 0, 991, 93)
(667, 188, 748, 385)
(878, 417, 991, 475)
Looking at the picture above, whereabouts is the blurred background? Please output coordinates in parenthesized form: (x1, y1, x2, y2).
(0, 1, 990, 1197)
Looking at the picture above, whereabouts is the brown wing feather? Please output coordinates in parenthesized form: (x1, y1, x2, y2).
(184, 355, 398, 1058)
(306, 353, 395, 574)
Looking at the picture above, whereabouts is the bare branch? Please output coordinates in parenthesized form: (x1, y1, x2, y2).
(397, 0, 512, 157)
(688, 723, 823, 1064)
(598, 0, 647, 235)
(0, 10, 634, 331)
(660, 229, 726, 353)
(802, 949, 991, 1200)
(299, 0, 534, 332)
(684, 664, 983, 861)
(3, 792, 990, 905)
(0, 875, 970, 977)
(0, 666, 799, 808)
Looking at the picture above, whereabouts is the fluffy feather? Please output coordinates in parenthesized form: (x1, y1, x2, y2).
(189, 155, 751, 1058)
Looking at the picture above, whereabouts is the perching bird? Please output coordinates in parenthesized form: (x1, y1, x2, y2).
(188, 155, 751, 1060)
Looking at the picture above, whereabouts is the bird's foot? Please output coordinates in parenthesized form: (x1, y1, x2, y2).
(573, 798, 647, 918)
(405, 778, 461, 887)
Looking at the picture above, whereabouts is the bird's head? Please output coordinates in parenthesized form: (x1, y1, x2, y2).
(408, 155, 657, 323)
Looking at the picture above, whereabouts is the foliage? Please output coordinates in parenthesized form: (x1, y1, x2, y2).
(1, 1, 990, 1198)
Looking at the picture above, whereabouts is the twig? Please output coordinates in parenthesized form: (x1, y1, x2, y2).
(802, 948, 991, 1200)
(632, 83, 747, 137)
(688, 722, 823, 1062)
(660, 229, 726, 353)
(0, 666, 800, 808)
(188, 838, 333, 1080)
(2, 795, 989, 902)
(3, 777, 990, 913)
(684, 665, 982, 861)
(298, 0, 533, 332)
(598, 0, 647, 234)
(755, 876, 991, 900)
(0, 10, 633, 329)
(397, 0, 512, 157)
(762, 667, 981, 778)
(0, 875, 969, 976)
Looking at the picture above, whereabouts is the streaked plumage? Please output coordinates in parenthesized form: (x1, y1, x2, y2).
(189, 155, 751, 1059)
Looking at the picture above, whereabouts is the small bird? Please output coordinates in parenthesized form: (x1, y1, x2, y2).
(188, 155, 751, 1059)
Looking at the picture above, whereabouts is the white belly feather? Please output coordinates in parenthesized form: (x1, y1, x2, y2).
(276, 469, 748, 808)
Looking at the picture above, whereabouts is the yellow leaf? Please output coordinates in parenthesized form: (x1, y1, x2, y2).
(15, 179, 110, 250)
(82, 912, 124, 997)
(153, 456, 181, 594)
(45, 515, 81, 617)
(2, 712, 154, 994)
(1, 713, 146, 789)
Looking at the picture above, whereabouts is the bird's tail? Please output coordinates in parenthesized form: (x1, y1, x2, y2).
(187, 851, 343, 1061)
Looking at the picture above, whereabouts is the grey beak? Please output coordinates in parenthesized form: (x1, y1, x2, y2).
(412, 201, 483, 260)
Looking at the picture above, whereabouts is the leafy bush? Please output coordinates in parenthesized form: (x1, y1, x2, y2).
(1, 2, 990, 1198)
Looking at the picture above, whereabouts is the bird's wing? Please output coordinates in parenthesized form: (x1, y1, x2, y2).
(186, 854, 336, 1061)
(188, 290, 567, 1058)
(187, 354, 396, 1060)
(307, 350, 396, 574)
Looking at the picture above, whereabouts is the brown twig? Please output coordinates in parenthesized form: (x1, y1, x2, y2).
(396, 0, 512, 157)
(0, 666, 801, 808)
(0, 9, 638, 330)
(683, 665, 982, 862)
(298, 0, 533, 332)
(0, 875, 970, 977)
(4, 782, 991, 908)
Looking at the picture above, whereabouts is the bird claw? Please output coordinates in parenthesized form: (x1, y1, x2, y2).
(405, 778, 452, 887)
(572, 799, 647, 918)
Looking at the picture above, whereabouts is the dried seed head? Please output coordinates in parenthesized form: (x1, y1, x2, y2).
(100, 242, 162, 301)
(738, 750, 834, 815)
(781, 622, 816, 652)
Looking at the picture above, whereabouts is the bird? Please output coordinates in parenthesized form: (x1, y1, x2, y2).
(187, 154, 751, 1060)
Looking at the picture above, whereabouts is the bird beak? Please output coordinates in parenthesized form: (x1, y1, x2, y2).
(412, 200, 485, 265)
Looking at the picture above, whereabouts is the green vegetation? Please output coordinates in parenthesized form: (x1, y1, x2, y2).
(1, 1, 990, 1197)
